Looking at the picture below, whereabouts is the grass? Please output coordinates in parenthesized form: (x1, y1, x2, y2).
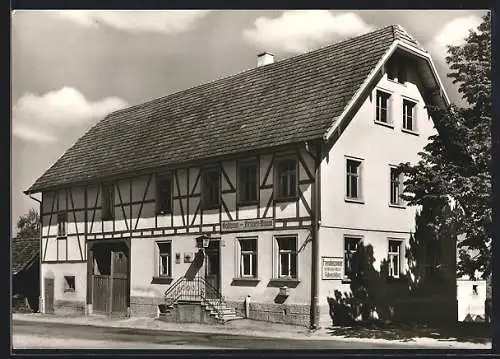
(325, 321, 491, 344)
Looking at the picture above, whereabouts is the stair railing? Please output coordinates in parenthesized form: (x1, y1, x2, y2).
(163, 276, 225, 319)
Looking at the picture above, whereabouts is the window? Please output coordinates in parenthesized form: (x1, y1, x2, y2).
(202, 168, 220, 209)
(388, 240, 402, 278)
(57, 212, 67, 237)
(277, 237, 297, 278)
(376, 90, 391, 124)
(238, 161, 258, 204)
(344, 237, 362, 278)
(64, 276, 75, 292)
(275, 158, 297, 200)
(403, 99, 416, 131)
(390, 167, 404, 206)
(239, 238, 257, 278)
(346, 158, 362, 200)
(157, 242, 172, 277)
(102, 183, 114, 220)
(157, 175, 172, 214)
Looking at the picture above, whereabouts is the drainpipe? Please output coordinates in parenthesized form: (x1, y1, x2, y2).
(310, 142, 322, 330)
(26, 193, 42, 313)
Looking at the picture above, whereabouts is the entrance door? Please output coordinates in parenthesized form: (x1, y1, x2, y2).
(110, 249, 128, 314)
(204, 241, 220, 298)
(91, 242, 129, 315)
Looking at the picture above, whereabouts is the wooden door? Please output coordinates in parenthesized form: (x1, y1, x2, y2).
(205, 242, 220, 298)
(44, 278, 54, 314)
(90, 242, 129, 315)
(92, 275, 109, 313)
(110, 249, 128, 314)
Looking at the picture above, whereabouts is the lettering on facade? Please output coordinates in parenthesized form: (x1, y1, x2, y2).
(321, 256, 343, 280)
(221, 218, 274, 232)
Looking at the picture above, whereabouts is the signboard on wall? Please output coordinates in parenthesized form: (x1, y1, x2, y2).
(322, 257, 343, 280)
(221, 218, 274, 232)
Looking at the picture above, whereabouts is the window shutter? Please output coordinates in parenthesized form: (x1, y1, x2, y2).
(234, 239, 239, 278)
(272, 237, 277, 278)
(154, 242, 158, 277)
(413, 104, 418, 131)
(387, 94, 394, 125)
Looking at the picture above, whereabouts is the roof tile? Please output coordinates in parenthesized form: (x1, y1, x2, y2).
(28, 25, 422, 193)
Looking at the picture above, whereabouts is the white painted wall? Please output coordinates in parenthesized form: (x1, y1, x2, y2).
(457, 279, 487, 321)
(317, 64, 437, 325)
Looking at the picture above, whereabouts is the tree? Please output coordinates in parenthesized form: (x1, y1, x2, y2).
(16, 208, 40, 240)
(399, 13, 491, 279)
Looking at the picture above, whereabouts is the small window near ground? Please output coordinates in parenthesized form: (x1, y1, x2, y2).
(239, 238, 257, 278)
(388, 240, 402, 278)
(277, 236, 297, 279)
(157, 242, 172, 277)
(57, 212, 67, 237)
(376, 90, 392, 124)
(102, 183, 115, 220)
(402, 99, 417, 132)
(390, 167, 404, 206)
(344, 237, 362, 278)
(346, 158, 362, 200)
(157, 175, 172, 214)
(64, 276, 75, 292)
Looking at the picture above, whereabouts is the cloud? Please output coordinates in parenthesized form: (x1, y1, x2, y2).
(52, 10, 210, 34)
(426, 16, 483, 63)
(12, 122, 57, 143)
(243, 10, 373, 53)
(13, 87, 128, 143)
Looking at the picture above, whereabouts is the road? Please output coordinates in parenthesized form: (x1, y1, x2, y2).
(12, 320, 414, 349)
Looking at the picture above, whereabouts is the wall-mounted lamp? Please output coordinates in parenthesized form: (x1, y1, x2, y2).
(196, 234, 211, 249)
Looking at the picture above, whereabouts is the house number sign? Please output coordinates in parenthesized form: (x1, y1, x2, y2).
(321, 257, 343, 280)
(221, 218, 274, 232)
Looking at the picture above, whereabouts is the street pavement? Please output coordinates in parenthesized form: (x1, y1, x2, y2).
(13, 320, 425, 350)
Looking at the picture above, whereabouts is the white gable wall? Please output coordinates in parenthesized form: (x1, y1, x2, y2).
(317, 68, 437, 326)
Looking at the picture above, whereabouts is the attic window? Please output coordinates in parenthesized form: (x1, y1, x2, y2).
(64, 276, 75, 292)
(375, 90, 392, 124)
(386, 58, 407, 84)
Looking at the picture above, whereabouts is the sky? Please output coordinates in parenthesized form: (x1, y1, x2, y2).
(11, 9, 489, 234)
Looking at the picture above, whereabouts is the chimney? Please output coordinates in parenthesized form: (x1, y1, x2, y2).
(257, 52, 274, 67)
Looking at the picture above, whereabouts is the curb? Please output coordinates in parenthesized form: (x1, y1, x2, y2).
(12, 314, 491, 349)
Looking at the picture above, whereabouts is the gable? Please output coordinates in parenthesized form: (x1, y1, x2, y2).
(26, 25, 447, 194)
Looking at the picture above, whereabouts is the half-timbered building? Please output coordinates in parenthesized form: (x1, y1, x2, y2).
(25, 25, 451, 327)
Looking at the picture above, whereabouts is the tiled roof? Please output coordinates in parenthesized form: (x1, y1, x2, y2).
(27, 25, 421, 193)
(12, 237, 39, 274)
